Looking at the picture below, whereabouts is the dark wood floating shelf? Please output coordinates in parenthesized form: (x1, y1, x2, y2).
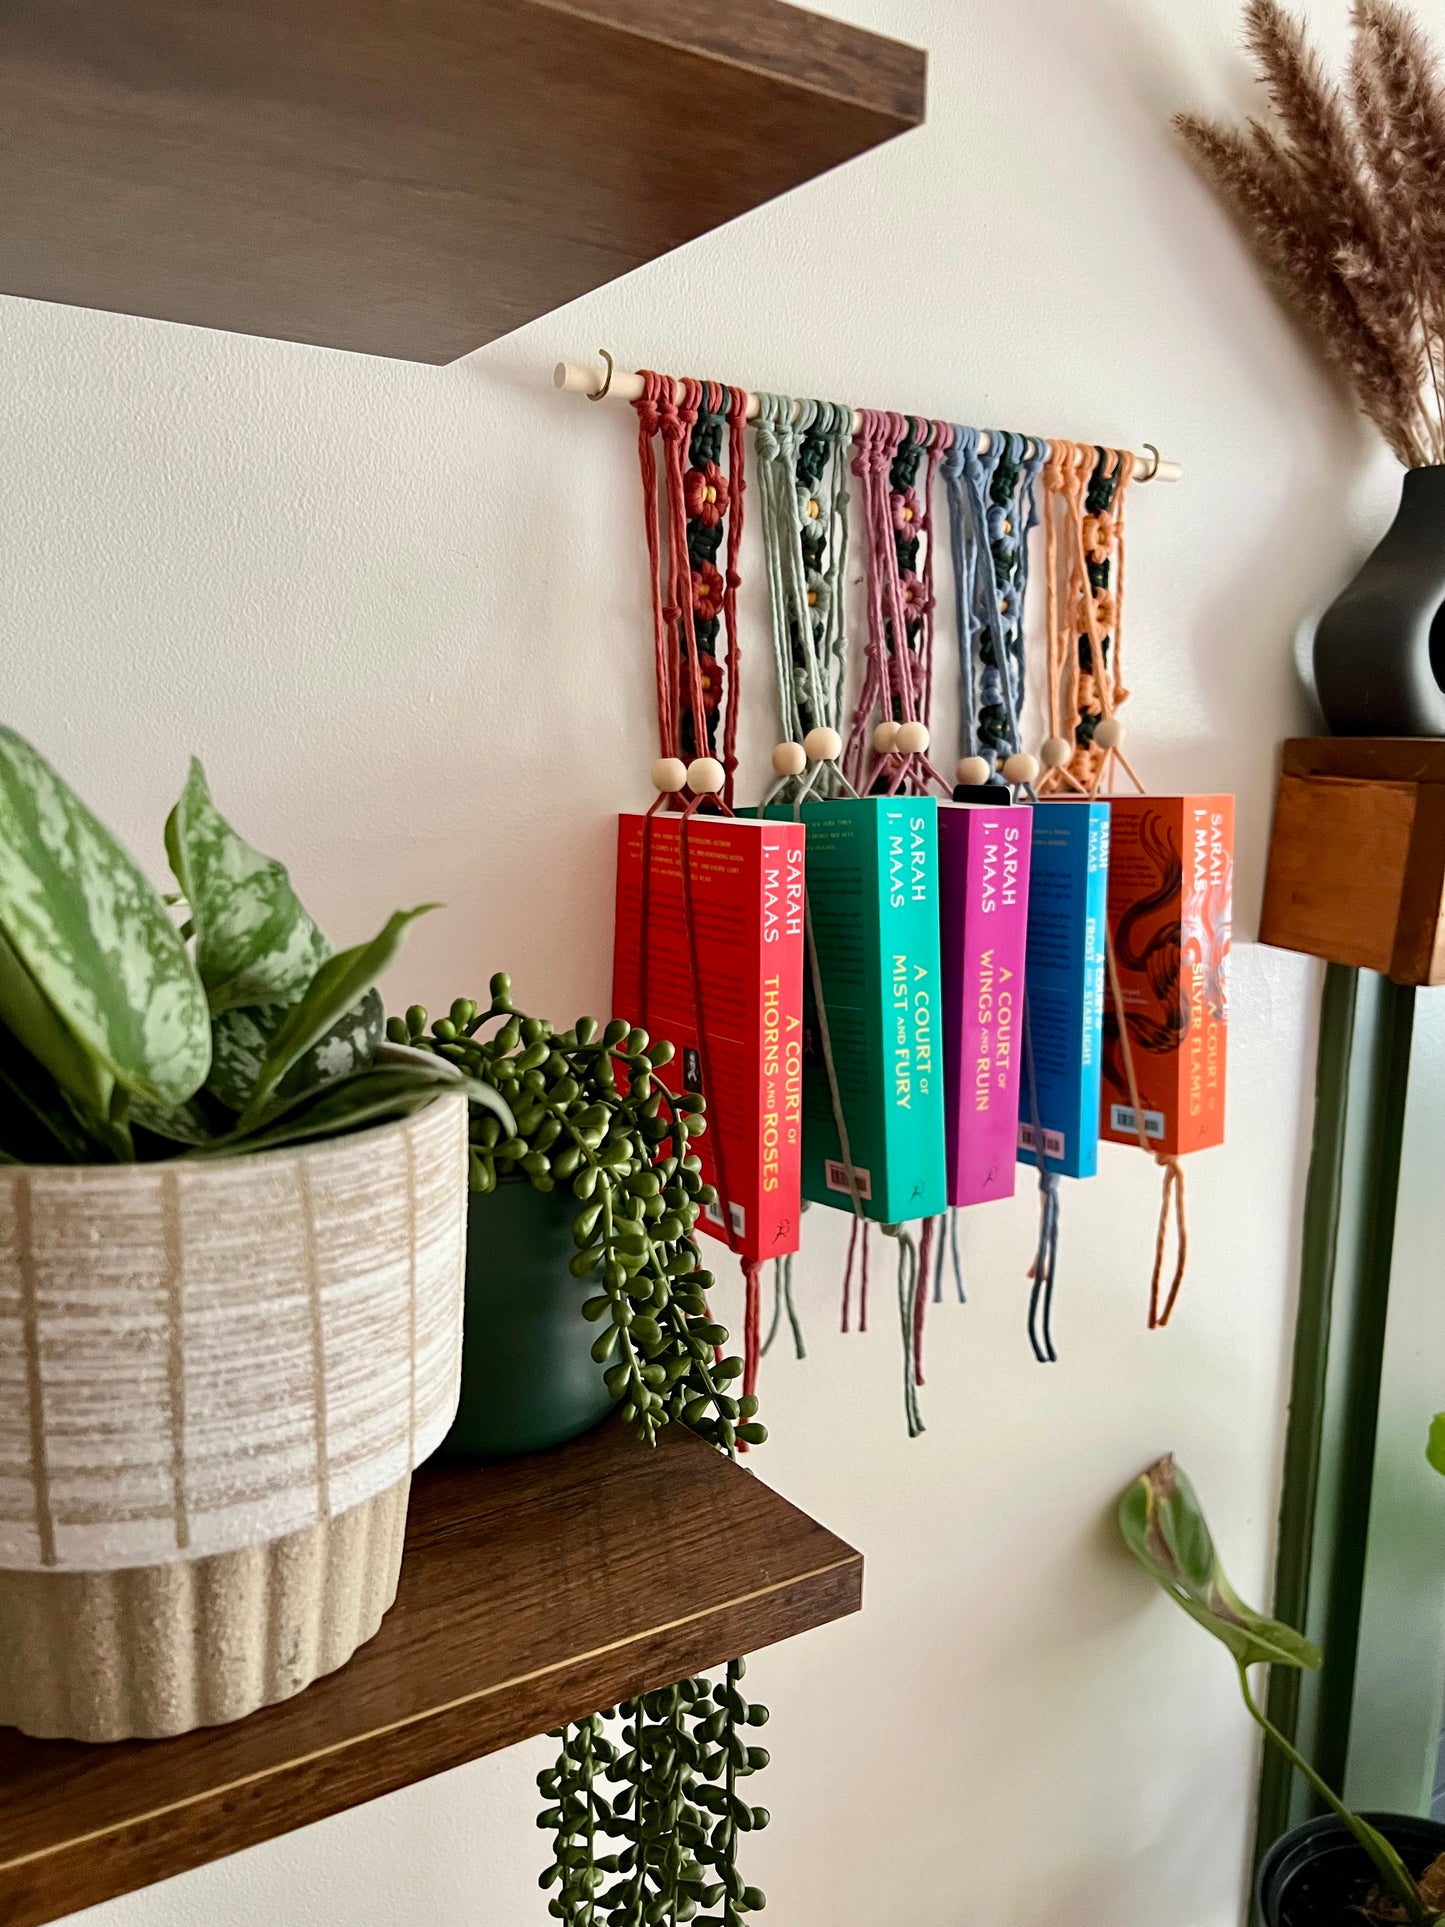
(0, 0, 926, 363)
(0, 1420, 861, 1927)
(1261, 737, 1445, 986)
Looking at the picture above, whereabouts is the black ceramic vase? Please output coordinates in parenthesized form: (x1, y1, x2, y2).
(1315, 466, 1445, 735)
(1257, 1812, 1445, 1927)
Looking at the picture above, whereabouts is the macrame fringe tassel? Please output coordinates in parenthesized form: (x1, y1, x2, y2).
(738, 1258, 763, 1452)
(763, 1255, 806, 1360)
(931, 1208, 965, 1305)
(915, 1217, 937, 1387)
(1149, 1156, 1188, 1329)
(886, 1225, 925, 1438)
(1103, 922, 1192, 1329)
(1027, 1172, 1061, 1365)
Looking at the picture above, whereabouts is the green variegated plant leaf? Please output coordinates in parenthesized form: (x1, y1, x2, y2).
(208, 987, 384, 1113)
(238, 906, 437, 1127)
(197, 1059, 511, 1159)
(128, 1094, 217, 1147)
(1430, 1416, 1445, 1478)
(1118, 1456, 1322, 1671)
(165, 759, 331, 1017)
(0, 728, 210, 1111)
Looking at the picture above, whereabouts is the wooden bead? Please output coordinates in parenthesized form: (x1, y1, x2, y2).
(872, 720, 900, 754)
(651, 757, 688, 793)
(1093, 716, 1124, 750)
(1040, 736, 1072, 769)
(955, 756, 992, 787)
(771, 741, 807, 778)
(1002, 752, 1040, 786)
(803, 726, 843, 763)
(686, 756, 726, 795)
(894, 721, 929, 755)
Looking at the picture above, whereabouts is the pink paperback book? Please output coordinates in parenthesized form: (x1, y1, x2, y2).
(938, 801, 1034, 1207)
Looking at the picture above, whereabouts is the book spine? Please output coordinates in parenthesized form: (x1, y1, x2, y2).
(1018, 802, 1107, 1181)
(1077, 803, 1109, 1178)
(947, 808, 1031, 1206)
(757, 825, 806, 1256)
(1184, 797, 1232, 1153)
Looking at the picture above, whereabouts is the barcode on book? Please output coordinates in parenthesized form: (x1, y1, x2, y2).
(1017, 1123, 1066, 1159)
(704, 1199, 747, 1237)
(824, 1159, 873, 1200)
(1110, 1104, 1166, 1140)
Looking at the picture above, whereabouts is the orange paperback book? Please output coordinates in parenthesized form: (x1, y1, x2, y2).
(1099, 794, 1233, 1157)
(613, 811, 806, 1263)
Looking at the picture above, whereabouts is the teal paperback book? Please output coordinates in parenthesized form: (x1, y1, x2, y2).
(766, 796, 947, 1225)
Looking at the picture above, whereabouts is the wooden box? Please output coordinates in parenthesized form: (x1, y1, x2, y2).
(1261, 739, 1445, 985)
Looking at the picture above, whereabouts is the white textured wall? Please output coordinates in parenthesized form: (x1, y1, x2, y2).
(3, 1, 1406, 1922)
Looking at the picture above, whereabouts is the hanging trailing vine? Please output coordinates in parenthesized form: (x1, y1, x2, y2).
(391, 976, 772, 1918)
(540, 1661, 771, 1926)
(393, 975, 765, 1451)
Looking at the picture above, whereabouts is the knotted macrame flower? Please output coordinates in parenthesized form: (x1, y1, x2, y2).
(890, 488, 923, 537)
(695, 649, 724, 713)
(804, 569, 832, 622)
(684, 463, 729, 528)
(898, 570, 932, 623)
(691, 561, 725, 623)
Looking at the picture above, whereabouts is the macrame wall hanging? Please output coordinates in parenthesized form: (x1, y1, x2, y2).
(1034, 442, 1232, 1331)
(941, 427, 1046, 792)
(617, 371, 807, 1405)
(633, 373, 748, 804)
(559, 351, 1195, 1400)
(935, 428, 1046, 1340)
(842, 410, 954, 1435)
(755, 403, 952, 1437)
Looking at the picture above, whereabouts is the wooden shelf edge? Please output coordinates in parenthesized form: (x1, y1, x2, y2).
(0, 0, 927, 362)
(0, 1423, 862, 1925)
(527, 0, 926, 124)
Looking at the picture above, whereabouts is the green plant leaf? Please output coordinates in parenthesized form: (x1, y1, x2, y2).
(0, 924, 115, 1124)
(1118, 1456, 1322, 1672)
(0, 1018, 117, 1162)
(1429, 1415, 1445, 1479)
(207, 987, 384, 1112)
(0, 727, 210, 1109)
(238, 907, 437, 1127)
(128, 1094, 218, 1148)
(165, 759, 331, 1017)
(197, 1060, 510, 1159)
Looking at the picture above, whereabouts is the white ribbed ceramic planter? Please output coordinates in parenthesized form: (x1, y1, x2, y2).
(0, 1090, 468, 1741)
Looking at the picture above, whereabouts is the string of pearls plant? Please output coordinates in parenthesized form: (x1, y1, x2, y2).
(538, 1660, 771, 1927)
(391, 974, 774, 1924)
(390, 974, 766, 1454)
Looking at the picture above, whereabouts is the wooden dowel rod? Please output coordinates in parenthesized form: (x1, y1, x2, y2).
(553, 358, 1183, 484)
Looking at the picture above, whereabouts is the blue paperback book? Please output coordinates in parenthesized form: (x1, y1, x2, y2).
(1017, 799, 1110, 1181)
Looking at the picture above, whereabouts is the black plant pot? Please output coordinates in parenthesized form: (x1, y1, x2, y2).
(1315, 465, 1445, 735)
(1257, 1811, 1445, 1927)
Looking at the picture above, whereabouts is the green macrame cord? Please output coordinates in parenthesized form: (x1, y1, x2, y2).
(754, 394, 852, 790)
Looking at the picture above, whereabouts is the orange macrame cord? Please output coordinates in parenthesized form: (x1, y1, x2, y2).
(1039, 443, 1186, 1324)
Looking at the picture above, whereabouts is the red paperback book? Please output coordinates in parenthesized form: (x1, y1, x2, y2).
(612, 812, 806, 1262)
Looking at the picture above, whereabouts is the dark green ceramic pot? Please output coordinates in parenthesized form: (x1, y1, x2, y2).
(437, 1181, 615, 1462)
